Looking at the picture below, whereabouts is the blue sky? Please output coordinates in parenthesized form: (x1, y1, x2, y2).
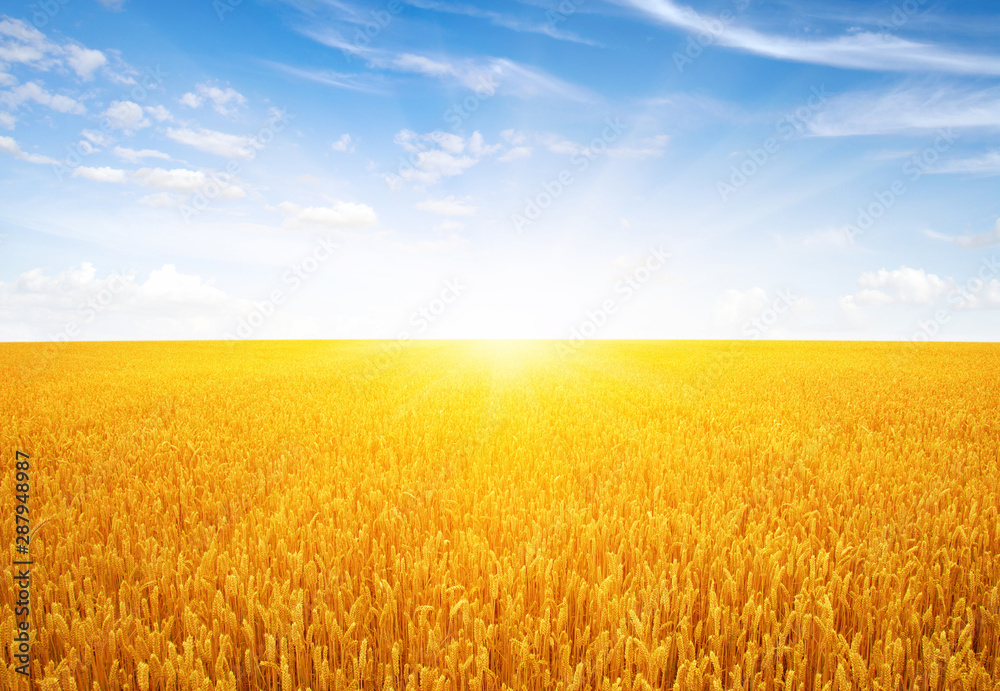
(1, 0, 998, 341)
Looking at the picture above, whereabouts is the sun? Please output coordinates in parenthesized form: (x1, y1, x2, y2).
(467, 339, 554, 369)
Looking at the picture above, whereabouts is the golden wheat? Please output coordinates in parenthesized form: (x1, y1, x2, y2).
(1, 340, 998, 690)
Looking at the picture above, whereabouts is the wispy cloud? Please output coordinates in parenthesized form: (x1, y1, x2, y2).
(0, 135, 58, 164)
(331, 133, 355, 152)
(846, 266, 954, 306)
(925, 219, 1000, 249)
(0, 81, 87, 115)
(277, 201, 378, 229)
(415, 195, 478, 216)
(608, 134, 670, 159)
(401, 0, 599, 46)
(287, 28, 595, 102)
(72, 166, 129, 183)
(375, 51, 594, 101)
(616, 0, 1000, 75)
(166, 127, 256, 159)
(386, 129, 494, 188)
(179, 82, 247, 116)
(927, 151, 1000, 176)
(806, 83, 1000, 136)
(113, 146, 172, 163)
(262, 60, 388, 94)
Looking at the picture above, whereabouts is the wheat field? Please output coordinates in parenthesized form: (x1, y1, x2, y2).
(1, 340, 998, 691)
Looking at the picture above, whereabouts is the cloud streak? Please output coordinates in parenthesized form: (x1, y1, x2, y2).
(401, 0, 599, 46)
(617, 0, 1000, 75)
(806, 83, 1000, 136)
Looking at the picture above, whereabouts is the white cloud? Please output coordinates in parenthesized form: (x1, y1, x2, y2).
(278, 201, 378, 229)
(929, 151, 1000, 176)
(840, 264, 1000, 317)
(608, 134, 670, 159)
(851, 266, 954, 305)
(331, 133, 354, 152)
(398, 149, 476, 186)
(57, 162, 246, 199)
(391, 54, 457, 78)
(801, 227, 855, 250)
(0, 19, 114, 89)
(619, 0, 1000, 75)
(533, 129, 656, 159)
(711, 286, 809, 336)
(0, 81, 86, 114)
(166, 127, 254, 159)
(500, 129, 528, 145)
(0, 262, 248, 341)
(712, 287, 769, 329)
(415, 196, 478, 216)
(104, 100, 150, 132)
(71, 166, 128, 183)
(145, 104, 173, 122)
(264, 62, 386, 95)
(64, 45, 107, 80)
(113, 146, 171, 163)
(132, 167, 245, 198)
(434, 220, 465, 233)
(132, 168, 208, 192)
(955, 280, 1000, 310)
(138, 264, 232, 306)
(136, 192, 182, 208)
(925, 219, 1000, 249)
(397, 0, 597, 45)
(0, 111, 16, 129)
(0, 18, 56, 69)
(0, 135, 58, 165)
(498, 146, 532, 162)
(836, 295, 870, 329)
(538, 133, 583, 156)
(81, 129, 112, 146)
(378, 52, 593, 101)
(466, 131, 501, 157)
(807, 84, 1000, 137)
(387, 129, 499, 187)
(179, 82, 246, 115)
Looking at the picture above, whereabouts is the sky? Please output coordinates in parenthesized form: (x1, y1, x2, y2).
(0, 0, 998, 342)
